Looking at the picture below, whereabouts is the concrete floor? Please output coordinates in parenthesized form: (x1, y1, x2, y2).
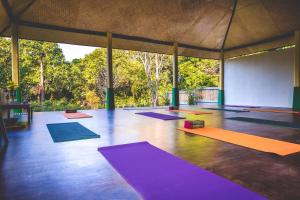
(1, 105, 300, 200)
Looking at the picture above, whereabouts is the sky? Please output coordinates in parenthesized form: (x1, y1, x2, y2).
(58, 43, 97, 61)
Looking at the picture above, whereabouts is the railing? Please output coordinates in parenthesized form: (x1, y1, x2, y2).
(167, 87, 218, 104)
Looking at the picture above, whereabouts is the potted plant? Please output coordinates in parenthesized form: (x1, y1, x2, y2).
(6, 81, 18, 103)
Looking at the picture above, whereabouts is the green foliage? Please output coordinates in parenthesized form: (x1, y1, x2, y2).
(179, 57, 219, 91)
(0, 38, 219, 110)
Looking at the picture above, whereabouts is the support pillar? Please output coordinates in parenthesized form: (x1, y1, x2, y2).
(172, 43, 179, 107)
(293, 31, 300, 110)
(11, 24, 21, 103)
(218, 51, 225, 105)
(105, 32, 115, 110)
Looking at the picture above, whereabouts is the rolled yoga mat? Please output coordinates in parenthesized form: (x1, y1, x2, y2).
(135, 112, 185, 120)
(98, 142, 266, 200)
(227, 117, 300, 130)
(177, 127, 300, 156)
(203, 108, 249, 113)
(64, 112, 92, 119)
(47, 122, 100, 142)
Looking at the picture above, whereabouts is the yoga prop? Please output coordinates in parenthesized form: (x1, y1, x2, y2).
(177, 127, 300, 156)
(245, 108, 300, 114)
(135, 112, 185, 120)
(65, 109, 77, 113)
(203, 108, 249, 113)
(184, 120, 205, 129)
(227, 117, 300, 130)
(169, 109, 212, 115)
(98, 142, 266, 200)
(47, 122, 99, 142)
(168, 105, 179, 110)
(64, 112, 92, 119)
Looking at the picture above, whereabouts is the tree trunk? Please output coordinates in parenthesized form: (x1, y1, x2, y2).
(39, 59, 45, 103)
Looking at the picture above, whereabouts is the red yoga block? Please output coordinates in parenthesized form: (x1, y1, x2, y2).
(184, 120, 192, 129)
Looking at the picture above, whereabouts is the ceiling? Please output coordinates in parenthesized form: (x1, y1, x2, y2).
(1, 0, 299, 59)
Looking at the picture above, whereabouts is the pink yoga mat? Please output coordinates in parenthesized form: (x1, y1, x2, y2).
(63, 112, 92, 119)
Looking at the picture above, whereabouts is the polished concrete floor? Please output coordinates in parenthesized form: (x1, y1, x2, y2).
(1, 105, 300, 200)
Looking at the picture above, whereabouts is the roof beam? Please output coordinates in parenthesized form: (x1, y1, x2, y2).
(0, 0, 37, 36)
(1, 0, 15, 22)
(224, 33, 294, 52)
(17, 20, 220, 53)
(221, 0, 238, 50)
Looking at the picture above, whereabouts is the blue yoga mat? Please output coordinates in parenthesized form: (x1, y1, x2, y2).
(98, 142, 266, 200)
(47, 122, 100, 142)
(135, 112, 185, 120)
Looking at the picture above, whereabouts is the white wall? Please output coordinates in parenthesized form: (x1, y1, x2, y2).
(225, 48, 294, 108)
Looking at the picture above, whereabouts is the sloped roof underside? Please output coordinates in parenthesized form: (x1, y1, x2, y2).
(0, 0, 299, 59)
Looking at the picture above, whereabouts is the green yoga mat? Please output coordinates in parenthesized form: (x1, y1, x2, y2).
(203, 108, 249, 113)
(227, 117, 300, 130)
(47, 122, 100, 142)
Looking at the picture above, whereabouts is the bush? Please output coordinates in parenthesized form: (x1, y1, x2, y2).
(31, 99, 87, 112)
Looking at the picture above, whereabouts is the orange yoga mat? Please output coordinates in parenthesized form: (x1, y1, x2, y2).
(64, 112, 92, 119)
(177, 127, 300, 156)
(169, 109, 212, 115)
(246, 108, 300, 114)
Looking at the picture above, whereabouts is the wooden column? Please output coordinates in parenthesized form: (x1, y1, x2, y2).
(293, 31, 300, 109)
(218, 51, 225, 105)
(11, 24, 21, 102)
(105, 32, 115, 110)
(11, 24, 19, 86)
(172, 42, 179, 107)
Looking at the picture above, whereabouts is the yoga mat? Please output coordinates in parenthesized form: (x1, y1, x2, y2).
(177, 127, 300, 156)
(98, 142, 266, 200)
(226, 105, 260, 108)
(64, 112, 92, 119)
(169, 109, 212, 115)
(135, 112, 185, 120)
(227, 117, 300, 130)
(246, 108, 299, 114)
(124, 107, 167, 110)
(203, 108, 249, 113)
(47, 122, 100, 142)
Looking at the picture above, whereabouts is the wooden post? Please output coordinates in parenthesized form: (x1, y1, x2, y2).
(172, 42, 179, 107)
(106, 32, 115, 110)
(218, 51, 225, 105)
(293, 31, 300, 109)
(11, 24, 21, 103)
(11, 24, 19, 86)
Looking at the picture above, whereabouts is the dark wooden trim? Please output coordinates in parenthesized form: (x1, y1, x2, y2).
(224, 33, 294, 52)
(221, 0, 238, 50)
(112, 33, 173, 46)
(1, 0, 15, 22)
(179, 43, 220, 52)
(17, 20, 220, 52)
(18, 20, 107, 36)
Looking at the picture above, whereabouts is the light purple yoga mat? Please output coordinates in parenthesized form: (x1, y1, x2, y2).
(98, 142, 266, 200)
(135, 112, 185, 120)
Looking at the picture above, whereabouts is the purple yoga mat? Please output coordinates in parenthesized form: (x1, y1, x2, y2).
(135, 112, 185, 120)
(98, 142, 266, 200)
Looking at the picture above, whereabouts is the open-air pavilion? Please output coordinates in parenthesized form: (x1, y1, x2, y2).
(1, 0, 300, 200)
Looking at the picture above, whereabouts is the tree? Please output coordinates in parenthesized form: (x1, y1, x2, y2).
(136, 52, 171, 106)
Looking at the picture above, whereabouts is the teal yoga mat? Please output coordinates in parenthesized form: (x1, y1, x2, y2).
(227, 117, 300, 129)
(47, 122, 100, 142)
